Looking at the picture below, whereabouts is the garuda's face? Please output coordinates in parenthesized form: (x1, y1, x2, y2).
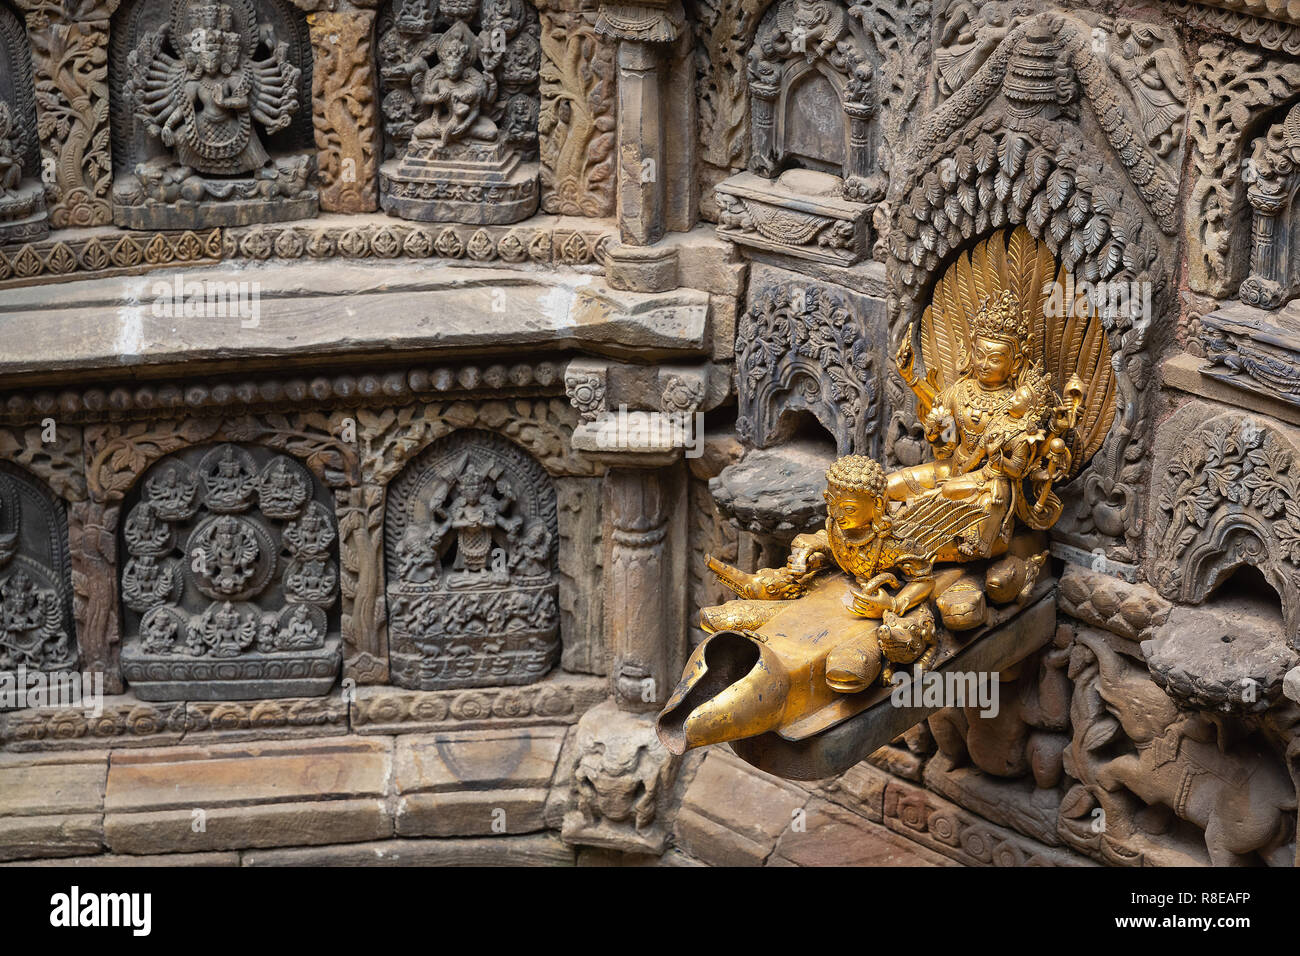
(825, 489, 878, 531)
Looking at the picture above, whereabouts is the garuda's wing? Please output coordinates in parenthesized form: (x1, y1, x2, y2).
(248, 42, 301, 135)
(126, 27, 188, 134)
(888, 493, 988, 568)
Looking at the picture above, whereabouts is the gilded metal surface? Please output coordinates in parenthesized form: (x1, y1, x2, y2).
(659, 228, 1114, 759)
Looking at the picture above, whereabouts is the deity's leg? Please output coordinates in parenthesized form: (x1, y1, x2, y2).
(885, 460, 951, 503)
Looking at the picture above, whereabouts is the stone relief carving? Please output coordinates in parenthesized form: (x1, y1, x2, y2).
(0, 463, 76, 673)
(1198, 303, 1300, 408)
(1239, 101, 1300, 309)
(538, 10, 615, 217)
(1150, 405, 1300, 645)
(117, 443, 342, 701)
(25, 2, 115, 228)
(1187, 42, 1300, 298)
(0, 2, 49, 245)
(384, 429, 560, 690)
(307, 10, 380, 214)
(378, 0, 541, 224)
(110, 0, 318, 228)
(714, 0, 886, 263)
(736, 265, 881, 457)
(1061, 628, 1296, 867)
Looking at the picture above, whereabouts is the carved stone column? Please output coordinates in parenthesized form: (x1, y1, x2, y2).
(18, 0, 117, 228)
(306, 9, 380, 213)
(595, 0, 684, 246)
(1240, 187, 1287, 309)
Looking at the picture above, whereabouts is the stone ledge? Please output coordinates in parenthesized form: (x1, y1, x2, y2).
(240, 833, 575, 866)
(0, 813, 103, 862)
(0, 261, 714, 387)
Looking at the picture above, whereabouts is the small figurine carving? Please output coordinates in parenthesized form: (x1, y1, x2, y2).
(0, 9, 51, 245)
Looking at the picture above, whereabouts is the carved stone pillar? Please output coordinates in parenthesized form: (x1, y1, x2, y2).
(67, 498, 122, 693)
(604, 461, 687, 712)
(306, 9, 381, 213)
(596, 0, 684, 246)
(18, 0, 117, 228)
(1240, 187, 1287, 309)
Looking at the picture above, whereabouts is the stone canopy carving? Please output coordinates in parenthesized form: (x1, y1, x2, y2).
(109, 0, 318, 229)
(378, 0, 541, 225)
(0, 464, 76, 673)
(715, 0, 884, 265)
(118, 443, 342, 701)
(384, 429, 560, 691)
(0, 3, 49, 245)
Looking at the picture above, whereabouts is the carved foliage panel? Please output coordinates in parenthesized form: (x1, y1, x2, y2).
(538, 10, 614, 217)
(383, 428, 560, 691)
(737, 264, 881, 456)
(307, 10, 380, 213)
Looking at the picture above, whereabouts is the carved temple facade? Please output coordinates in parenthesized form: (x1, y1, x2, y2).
(0, 0, 1299, 868)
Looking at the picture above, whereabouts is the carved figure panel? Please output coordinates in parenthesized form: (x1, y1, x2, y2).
(118, 442, 342, 701)
(0, 463, 75, 674)
(378, 0, 541, 225)
(0, 1, 49, 244)
(384, 429, 560, 691)
(109, 0, 318, 229)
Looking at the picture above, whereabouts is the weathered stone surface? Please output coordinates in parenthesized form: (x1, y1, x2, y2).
(3, 851, 240, 867)
(242, 833, 576, 866)
(394, 728, 565, 793)
(104, 799, 393, 854)
(770, 798, 954, 867)
(0, 754, 106, 817)
(351, 675, 606, 735)
(709, 442, 833, 540)
(0, 814, 103, 862)
(673, 752, 808, 866)
(105, 738, 392, 812)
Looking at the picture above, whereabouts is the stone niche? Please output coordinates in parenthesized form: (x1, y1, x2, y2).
(108, 0, 318, 229)
(1240, 100, 1300, 310)
(377, 0, 541, 225)
(0, 0, 48, 245)
(118, 443, 342, 701)
(384, 429, 560, 690)
(0, 463, 76, 675)
(715, 0, 883, 265)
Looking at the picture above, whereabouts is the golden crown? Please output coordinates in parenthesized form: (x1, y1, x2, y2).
(825, 455, 886, 497)
(971, 290, 1031, 345)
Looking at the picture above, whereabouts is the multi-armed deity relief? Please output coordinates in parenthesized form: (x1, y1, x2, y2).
(118, 443, 341, 701)
(109, 0, 316, 228)
(384, 430, 559, 691)
(660, 228, 1114, 766)
(0, 466, 76, 676)
(0, 3, 48, 245)
(377, 0, 540, 224)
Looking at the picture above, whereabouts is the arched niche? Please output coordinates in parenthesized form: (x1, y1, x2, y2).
(0, 0, 48, 244)
(383, 428, 560, 691)
(0, 461, 75, 673)
(117, 442, 342, 701)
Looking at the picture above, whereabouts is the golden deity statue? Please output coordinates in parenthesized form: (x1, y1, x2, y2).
(659, 227, 1116, 756)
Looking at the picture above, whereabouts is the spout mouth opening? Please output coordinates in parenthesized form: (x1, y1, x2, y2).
(657, 630, 762, 755)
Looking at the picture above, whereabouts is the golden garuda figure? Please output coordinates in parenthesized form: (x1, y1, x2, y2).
(659, 228, 1115, 755)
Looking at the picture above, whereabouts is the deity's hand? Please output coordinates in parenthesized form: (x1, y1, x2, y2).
(924, 405, 957, 449)
(160, 126, 175, 147)
(786, 532, 831, 575)
(896, 323, 916, 383)
(848, 572, 900, 617)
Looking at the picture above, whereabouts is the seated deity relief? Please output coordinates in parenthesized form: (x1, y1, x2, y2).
(109, 0, 317, 229)
(0, 5, 49, 245)
(378, 0, 541, 225)
(659, 228, 1117, 755)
